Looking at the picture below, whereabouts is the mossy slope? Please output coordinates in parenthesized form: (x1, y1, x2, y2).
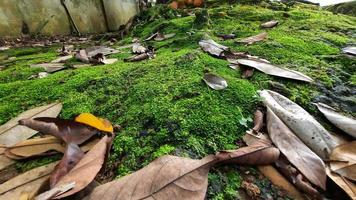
(0, 1, 355, 199)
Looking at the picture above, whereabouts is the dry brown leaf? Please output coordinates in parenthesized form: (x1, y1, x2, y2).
(229, 59, 313, 82)
(260, 90, 338, 160)
(86, 46, 119, 57)
(238, 32, 267, 45)
(82, 144, 278, 200)
(329, 141, 356, 181)
(51, 55, 73, 63)
(52, 135, 112, 198)
(252, 109, 264, 133)
(18, 117, 98, 145)
(0, 162, 57, 199)
(154, 33, 176, 41)
(315, 103, 356, 138)
(0, 103, 62, 147)
(257, 165, 306, 200)
(199, 39, 229, 58)
(0, 155, 15, 171)
(35, 182, 75, 200)
(267, 107, 326, 190)
(31, 63, 67, 73)
(261, 20, 279, 28)
(203, 73, 228, 90)
(326, 166, 356, 199)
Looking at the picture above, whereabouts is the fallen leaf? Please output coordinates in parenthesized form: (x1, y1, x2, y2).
(154, 33, 176, 41)
(267, 107, 326, 190)
(199, 39, 230, 58)
(257, 165, 307, 200)
(259, 90, 338, 160)
(35, 182, 75, 200)
(217, 34, 236, 40)
(252, 109, 264, 133)
(51, 135, 112, 198)
(326, 166, 356, 200)
(241, 66, 255, 79)
(342, 46, 356, 56)
(315, 103, 356, 138)
(83, 144, 277, 200)
(7, 136, 63, 158)
(31, 63, 66, 73)
(261, 20, 279, 28)
(38, 72, 49, 79)
(203, 73, 228, 90)
(124, 53, 151, 62)
(75, 113, 113, 133)
(0, 162, 57, 199)
(132, 43, 147, 54)
(329, 141, 356, 181)
(18, 117, 98, 145)
(229, 59, 313, 82)
(0, 103, 62, 147)
(275, 156, 321, 199)
(101, 58, 118, 65)
(50, 143, 84, 187)
(51, 55, 73, 63)
(86, 46, 119, 57)
(75, 50, 90, 63)
(0, 155, 15, 171)
(237, 32, 267, 45)
(145, 32, 159, 41)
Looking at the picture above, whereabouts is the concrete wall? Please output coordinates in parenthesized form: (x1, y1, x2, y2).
(0, 0, 139, 37)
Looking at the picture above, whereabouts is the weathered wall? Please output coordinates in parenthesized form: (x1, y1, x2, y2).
(0, 0, 138, 37)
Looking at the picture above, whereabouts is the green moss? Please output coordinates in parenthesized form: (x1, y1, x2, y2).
(0, 1, 355, 198)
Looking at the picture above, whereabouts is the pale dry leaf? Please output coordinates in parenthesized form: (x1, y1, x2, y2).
(238, 32, 267, 45)
(199, 39, 229, 58)
(329, 141, 356, 181)
(326, 166, 356, 200)
(0, 103, 62, 147)
(31, 63, 66, 73)
(203, 73, 228, 90)
(261, 20, 278, 28)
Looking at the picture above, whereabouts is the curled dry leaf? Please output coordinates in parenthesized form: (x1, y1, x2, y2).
(18, 117, 98, 145)
(83, 144, 278, 200)
(326, 166, 356, 200)
(230, 59, 313, 82)
(0, 103, 62, 147)
(75, 50, 90, 63)
(342, 46, 356, 56)
(85, 46, 119, 57)
(267, 107, 326, 190)
(51, 135, 112, 199)
(329, 141, 356, 181)
(275, 156, 321, 199)
(199, 39, 229, 58)
(132, 43, 147, 54)
(0, 162, 57, 199)
(124, 53, 151, 62)
(50, 143, 84, 187)
(203, 73, 228, 90)
(261, 20, 279, 28)
(154, 33, 176, 41)
(35, 182, 76, 200)
(252, 109, 264, 133)
(238, 32, 267, 45)
(51, 55, 73, 63)
(315, 103, 356, 138)
(259, 90, 338, 160)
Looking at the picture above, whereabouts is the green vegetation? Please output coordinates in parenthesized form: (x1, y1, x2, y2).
(0, 1, 355, 199)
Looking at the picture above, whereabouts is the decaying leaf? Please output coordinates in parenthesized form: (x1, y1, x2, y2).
(124, 53, 151, 62)
(259, 90, 338, 160)
(50, 143, 84, 187)
(75, 113, 113, 133)
(30, 63, 67, 73)
(132, 43, 147, 54)
(229, 59, 313, 82)
(199, 39, 229, 58)
(329, 141, 356, 181)
(18, 117, 99, 145)
(275, 156, 321, 199)
(237, 32, 267, 45)
(83, 144, 278, 200)
(85, 46, 119, 57)
(51, 136, 112, 198)
(257, 165, 306, 200)
(35, 182, 76, 200)
(7, 136, 63, 158)
(51, 55, 73, 63)
(342, 46, 356, 56)
(75, 50, 90, 63)
(217, 34, 236, 40)
(241, 66, 255, 79)
(203, 73, 228, 90)
(267, 107, 326, 190)
(252, 109, 264, 133)
(0, 103, 62, 147)
(315, 103, 356, 138)
(0, 155, 15, 171)
(0, 162, 57, 199)
(261, 20, 279, 28)
(326, 166, 356, 200)
(154, 33, 176, 41)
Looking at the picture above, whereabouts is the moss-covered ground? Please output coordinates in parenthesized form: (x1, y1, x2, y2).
(0, 1, 355, 199)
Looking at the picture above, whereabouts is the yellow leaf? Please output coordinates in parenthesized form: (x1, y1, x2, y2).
(75, 113, 113, 133)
